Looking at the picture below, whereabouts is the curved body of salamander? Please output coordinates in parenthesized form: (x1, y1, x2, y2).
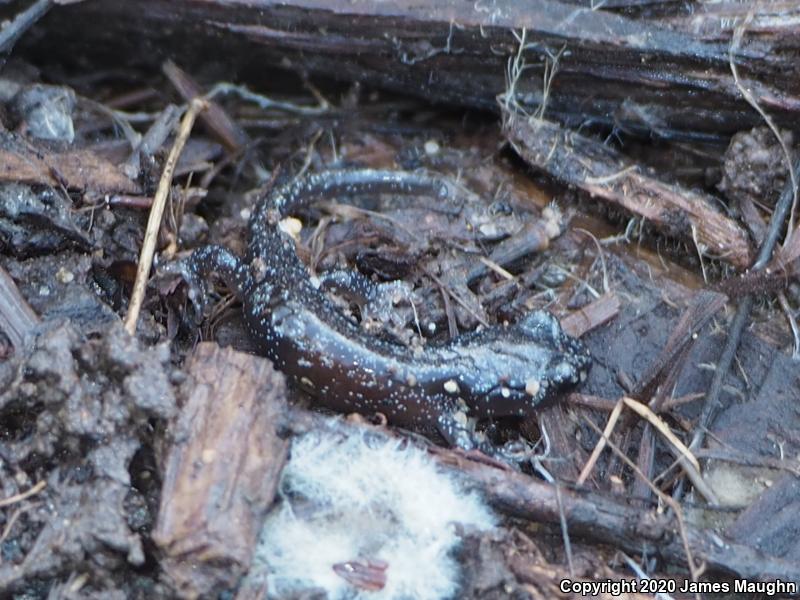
(182, 170, 591, 449)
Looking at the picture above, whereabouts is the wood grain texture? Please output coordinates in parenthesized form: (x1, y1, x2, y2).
(154, 343, 289, 598)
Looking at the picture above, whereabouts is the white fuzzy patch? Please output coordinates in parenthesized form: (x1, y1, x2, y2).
(251, 426, 497, 600)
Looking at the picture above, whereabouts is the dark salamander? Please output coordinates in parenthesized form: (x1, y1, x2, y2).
(179, 169, 591, 449)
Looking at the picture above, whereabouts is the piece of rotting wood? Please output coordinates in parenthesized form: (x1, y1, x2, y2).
(163, 60, 249, 153)
(0, 141, 140, 196)
(560, 292, 620, 339)
(0, 266, 40, 352)
(504, 113, 754, 269)
(25, 0, 800, 141)
(154, 343, 289, 599)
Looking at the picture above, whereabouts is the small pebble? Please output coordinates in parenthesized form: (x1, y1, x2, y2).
(443, 379, 460, 395)
(279, 217, 303, 240)
(424, 140, 440, 156)
(56, 267, 74, 284)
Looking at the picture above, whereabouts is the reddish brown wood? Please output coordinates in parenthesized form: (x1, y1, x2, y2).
(504, 114, 755, 268)
(153, 343, 289, 598)
(0, 266, 40, 351)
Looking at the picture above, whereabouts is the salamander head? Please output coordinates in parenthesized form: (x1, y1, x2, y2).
(452, 310, 591, 419)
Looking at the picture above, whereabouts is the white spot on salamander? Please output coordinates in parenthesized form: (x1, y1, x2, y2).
(443, 380, 460, 395)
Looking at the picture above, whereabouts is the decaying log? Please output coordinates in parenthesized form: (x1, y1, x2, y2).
(153, 343, 289, 599)
(504, 113, 755, 268)
(21, 0, 800, 141)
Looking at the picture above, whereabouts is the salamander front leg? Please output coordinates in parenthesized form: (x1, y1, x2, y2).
(436, 410, 496, 455)
(164, 244, 253, 315)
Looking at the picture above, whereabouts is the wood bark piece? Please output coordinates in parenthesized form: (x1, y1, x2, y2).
(163, 60, 249, 153)
(0, 140, 140, 196)
(504, 114, 754, 268)
(27, 0, 800, 140)
(153, 343, 289, 599)
(560, 292, 620, 339)
(0, 265, 40, 351)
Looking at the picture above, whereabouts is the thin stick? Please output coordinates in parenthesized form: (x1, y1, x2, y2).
(554, 483, 574, 577)
(577, 396, 624, 485)
(581, 416, 701, 589)
(0, 480, 46, 509)
(687, 156, 800, 459)
(673, 150, 800, 495)
(777, 291, 800, 359)
(124, 98, 207, 335)
(622, 397, 700, 473)
(478, 256, 515, 281)
(729, 13, 797, 236)
(0, 0, 52, 53)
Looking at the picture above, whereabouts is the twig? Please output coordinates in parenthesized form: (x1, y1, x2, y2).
(619, 553, 676, 600)
(578, 394, 718, 503)
(583, 165, 637, 186)
(123, 103, 181, 178)
(0, 0, 52, 53)
(0, 480, 46, 509)
(206, 82, 330, 116)
(624, 396, 719, 504)
(577, 397, 624, 486)
(0, 502, 40, 545)
(124, 98, 207, 335)
(729, 13, 797, 236)
(559, 293, 620, 339)
(635, 291, 727, 406)
(581, 417, 701, 589)
(291, 127, 323, 182)
(554, 483, 574, 578)
(164, 61, 247, 153)
(574, 228, 609, 294)
(622, 398, 700, 473)
(503, 114, 754, 268)
(687, 157, 800, 457)
(777, 291, 800, 359)
(477, 256, 515, 281)
(423, 268, 490, 329)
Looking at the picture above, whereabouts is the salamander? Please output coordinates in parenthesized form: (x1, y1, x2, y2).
(177, 169, 591, 450)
